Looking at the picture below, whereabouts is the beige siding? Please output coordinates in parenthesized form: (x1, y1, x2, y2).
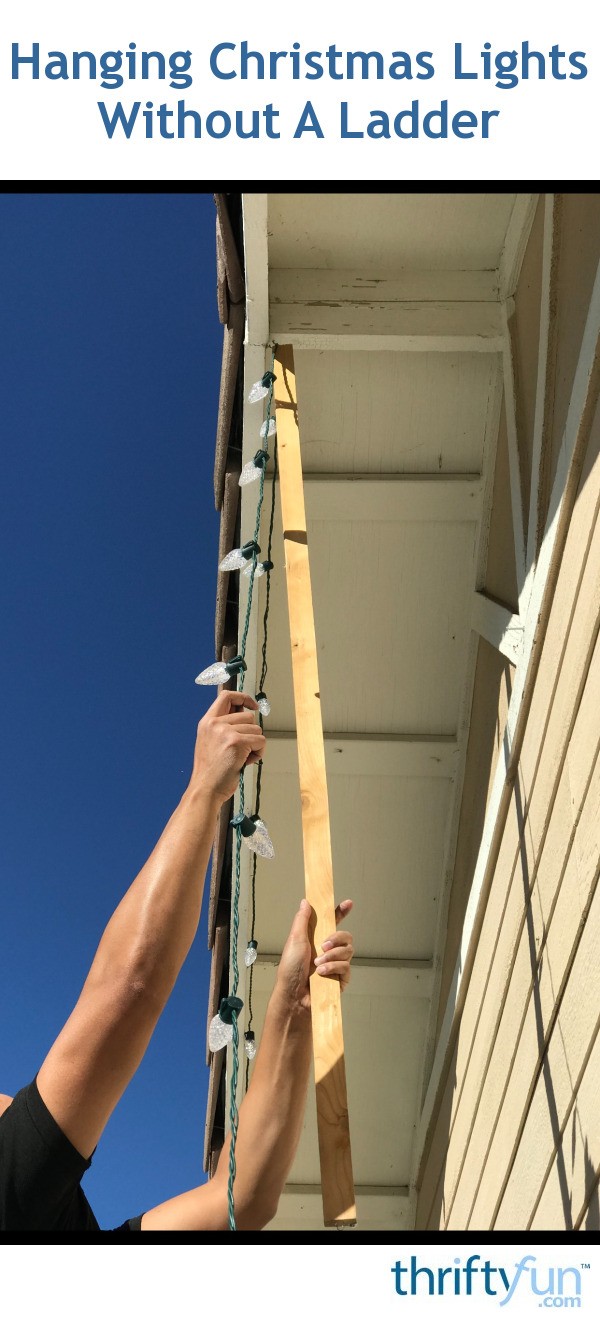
(435, 639, 514, 1040)
(530, 1023, 600, 1230)
(416, 353, 600, 1229)
(415, 1036, 459, 1227)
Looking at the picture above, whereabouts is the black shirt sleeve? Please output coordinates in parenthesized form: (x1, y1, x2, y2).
(0, 1076, 100, 1231)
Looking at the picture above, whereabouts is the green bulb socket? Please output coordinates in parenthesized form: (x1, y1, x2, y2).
(218, 995, 244, 1024)
(240, 540, 260, 561)
(224, 655, 247, 677)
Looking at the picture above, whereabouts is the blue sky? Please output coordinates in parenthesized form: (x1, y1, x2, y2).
(0, 192, 223, 1227)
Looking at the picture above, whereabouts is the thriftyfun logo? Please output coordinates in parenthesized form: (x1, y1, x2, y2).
(391, 1256, 588, 1306)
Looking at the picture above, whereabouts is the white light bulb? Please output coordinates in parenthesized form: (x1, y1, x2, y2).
(260, 418, 276, 439)
(239, 460, 262, 487)
(248, 372, 275, 404)
(257, 696, 271, 717)
(195, 661, 229, 685)
(244, 941, 258, 967)
(244, 1033, 257, 1061)
(243, 818, 275, 859)
(242, 560, 268, 578)
(219, 547, 247, 572)
(209, 1013, 233, 1052)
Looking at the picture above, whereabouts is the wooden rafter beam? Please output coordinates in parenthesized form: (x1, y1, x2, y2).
(264, 472, 483, 522)
(471, 591, 524, 666)
(265, 732, 459, 780)
(273, 1183, 411, 1230)
(253, 956, 434, 999)
(271, 267, 501, 305)
(498, 194, 539, 298)
(274, 343, 356, 1228)
(270, 299, 503, 352)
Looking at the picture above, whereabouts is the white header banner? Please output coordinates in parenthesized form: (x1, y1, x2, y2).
(0, 1, 596, 180)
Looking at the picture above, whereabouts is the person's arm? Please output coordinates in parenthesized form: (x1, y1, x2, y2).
(139, 898, 354, 1231)
(37, 691, 264, 1159)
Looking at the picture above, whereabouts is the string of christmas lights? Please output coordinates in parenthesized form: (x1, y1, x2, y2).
(195, 353, 277, 1230)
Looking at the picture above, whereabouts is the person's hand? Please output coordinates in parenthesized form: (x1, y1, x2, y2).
(275, 898, 354, 1014)
(190, 690, 266, 807)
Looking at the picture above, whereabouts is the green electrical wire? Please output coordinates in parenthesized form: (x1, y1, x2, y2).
(245, 430, 279, 1094)
(227, 347, 276, 1231)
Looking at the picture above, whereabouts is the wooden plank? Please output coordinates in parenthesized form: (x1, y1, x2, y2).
(270, 267, 500, 305)
(264, 472, 483, 523)
(416, 255, 600, 1179)
(471, 591, 523, 664)
(270, 300, 503, 350)
(274, 343, 356, 1228)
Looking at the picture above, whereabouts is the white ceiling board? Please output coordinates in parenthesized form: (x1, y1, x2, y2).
(256, 959, 434, 998)
(266, 474, 483, 523)
(288, 352, 499, 476)
(268, 194, 517, 272)
(266, 1185, 411, 1232)
(249, 962, 429, 1186)
(266, 733, 460, 780)
(253, 763, 453, 959)
(259, 513, 478, 736)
